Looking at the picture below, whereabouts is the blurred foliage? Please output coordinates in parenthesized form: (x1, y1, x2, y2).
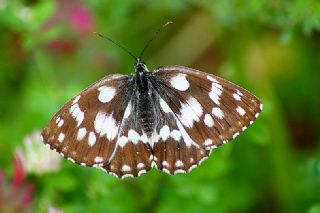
(0, 0, 320, 212)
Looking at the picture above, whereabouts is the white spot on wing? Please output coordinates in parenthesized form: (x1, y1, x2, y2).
(204, 139, 212, 146)
(209, 82, 222, 105)
(128, 129, 140, 144)
(108, 172, 118, 178)
(73, 95, 80, 104)
(233, 93, 241, 101)
(67, 157, 75, 163)
(138, 170, 146, 176)
(204, 114, 214, 127)
(77, 128, 87, 141)
(139, 132, 149, 144)
(160, 97, 171, 113)
(162, 168, 171, 174)
(178, 102, 197, 127)
(57, 119, 64, 127)
(171, 130, 181, 141)
(188, 164, 198, 172)
(178, 97, 202, 128)
(209, 90, 220, 105)
(94, 156, 103, 163)
(123, 101, 132, 119)
(159, 97, 199, 148)
(212, 107, 224, 119)
(207, 75, 218, 82)
(151, 161, 158, 168)
(122, 165, 131, 172)
(122, 174, 134, 178)
(260, 103, 263, 110)
(236, 90, 243, 96)
(213, 82, 223, 91)
(187, 97, 203, 117)
(174, 169, 186, 174)
(236, 106, 246, 116)
(118, 136, 128, 147)
(159, 125, 170, 140)
(98, 86, 116, 103)
(88, 132, 96, 146)
(150, 130, 161, 147)
(233, 132, 239, 139)
(58, 133, 65, 142)
(158, 95, 199, 148)
(176, 119, 197, 147)
(137, 163, 145, 169)
(170, 74, 189, 91)
(198, 156, 208, 165)
(70, 104, 84, 126)
(162, 161, 169, 167)
(94, 112, 118, 140)
(175, 160, 184, 167)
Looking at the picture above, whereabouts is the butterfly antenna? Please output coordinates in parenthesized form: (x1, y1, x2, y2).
(94, 32, 137, 61)
(138, 21, 173, 60)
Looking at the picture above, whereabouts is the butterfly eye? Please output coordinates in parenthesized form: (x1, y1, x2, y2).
(135, 62, 147, 72)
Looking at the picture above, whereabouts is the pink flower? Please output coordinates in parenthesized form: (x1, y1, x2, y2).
(0, 156, 34, 212)
(70, 6, 94, 34)
(44, 0, 95, 35)
(42, 0, 95, 53)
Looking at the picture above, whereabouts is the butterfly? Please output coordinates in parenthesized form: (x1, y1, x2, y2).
(42, 24, 262, 178)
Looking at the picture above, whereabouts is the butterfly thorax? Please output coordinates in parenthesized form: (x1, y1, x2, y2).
(134, 62, 156, 136)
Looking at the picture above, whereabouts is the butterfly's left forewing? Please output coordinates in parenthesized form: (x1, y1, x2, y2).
(152, 66, 262, 152)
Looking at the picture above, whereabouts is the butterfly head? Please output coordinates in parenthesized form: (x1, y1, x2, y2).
(134, 58, 148, 73)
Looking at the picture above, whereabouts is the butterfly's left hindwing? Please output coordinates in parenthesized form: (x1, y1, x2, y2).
(151, 95, 211, 174)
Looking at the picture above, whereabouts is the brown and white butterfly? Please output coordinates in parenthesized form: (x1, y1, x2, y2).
(42, 57, 262, 178)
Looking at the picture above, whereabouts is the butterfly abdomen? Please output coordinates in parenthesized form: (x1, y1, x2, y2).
(135, 70, 156, 135)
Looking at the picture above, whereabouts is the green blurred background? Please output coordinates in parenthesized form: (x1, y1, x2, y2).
(1, 0, 320, 212)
